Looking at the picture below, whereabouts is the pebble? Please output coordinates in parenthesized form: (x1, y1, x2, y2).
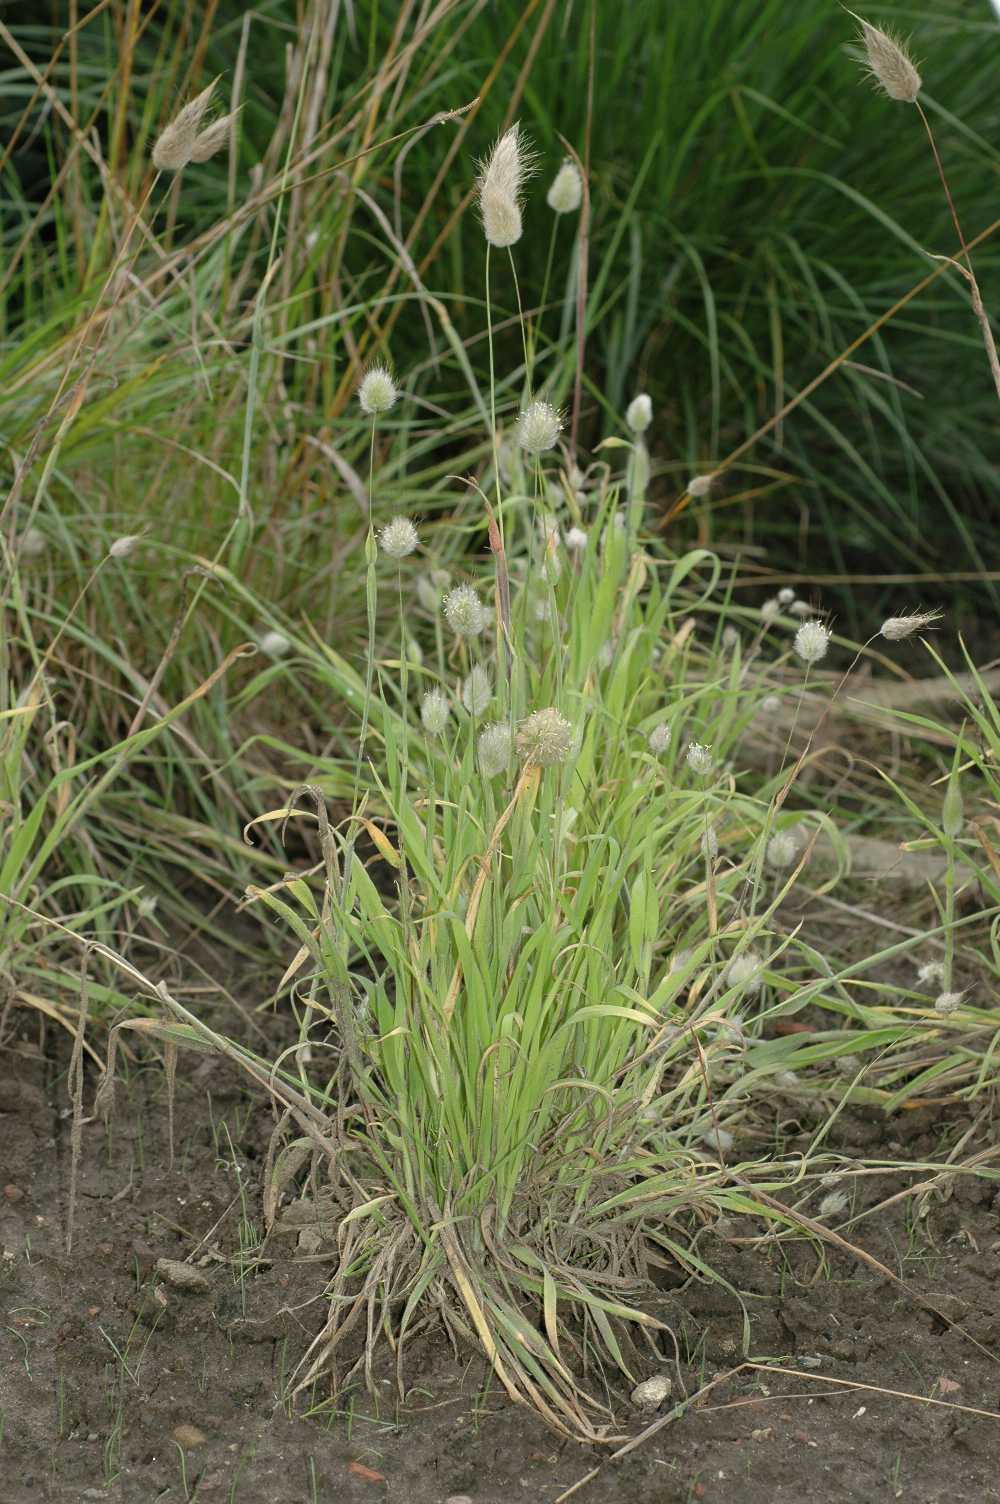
(172, 1423, 208, 1448)
(156, 1258, 211, 1293)
(630, 1374, 672, 1410)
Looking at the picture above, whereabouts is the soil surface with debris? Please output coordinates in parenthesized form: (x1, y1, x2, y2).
(3, 1030, 1000, 1504)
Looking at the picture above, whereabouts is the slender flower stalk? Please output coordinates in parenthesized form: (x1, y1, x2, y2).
(848, 13, 1000, 404)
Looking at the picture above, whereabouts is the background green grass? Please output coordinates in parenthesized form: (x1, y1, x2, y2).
(6, 0, 999, 617)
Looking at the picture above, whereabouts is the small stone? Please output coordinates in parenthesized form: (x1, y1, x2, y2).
(3, 1185, 23, 1202)
(630, 1374, 672, 1410)
(172, 1424, 208, 1448)
(156, 1258, 211, 1293)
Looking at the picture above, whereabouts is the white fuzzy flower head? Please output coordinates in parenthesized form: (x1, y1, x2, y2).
(378, 517, 418, 559)
(794, 620, 830, 666)
(516, 707, 574, 767)
(778, 587, 796, 605)
(416, 569, 450, 612)
(686, 742, 713, 776)
(420, 689, 451, 736)
(478, 722, 512, 778)
(648, 722, 671, 755)
(476, 122, 536, 248)
(443, 584, 487, 639)
(565, 525, 588, 554)
(701, 827, 719, 861)
(934, 990, 965, 1016)
(767, 830, 798, 870)
(546, 161, 582, 215)
(760, 597, 781, 624)
(20, 526, 47, 559)
(152, 82, 236, 172)
(686, 473, 714, 498)
(760, 694, 782, 715)
(110, 534, 140, 559)
(819, 1190, 848, 1218)
(880, 608, 943, 641)
(790, 600, 813, 618)
(258, 629, 291, 659)
(702, 1125, 734, 1156)
(722, 625, 739, 652)
(462, 664, 492, 716)
(916, 959, 945, 987)
(727, 952, 763, 995)
(852, 18, 922, 103)
(517, 400, 563, 455)
(626, 393, 652, 434)
(358, 364, 398, 416)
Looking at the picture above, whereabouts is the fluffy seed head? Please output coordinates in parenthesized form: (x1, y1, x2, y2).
(478, 722, 512, 778)
(916, 959, 945, 986)
(687, 473, 714, 498)
(378, 516, 418, 559)
(760, 597, 781, 624)
(258, 629, 291, 659)
(778, 587, 796, 605)
(109, 534, 140, 559)
(722, 625, 739, 652)
(546, 161, 582, 215)
(686, 742, 713, 776)
(760, 694, 782, 715)
(790, 600, 813, 618)
(648, 722, 671, 755)
(416, 568, 450, 612)
(880, 608, 943, 641)
(153, 83, 232, 172)
(517, 400, 563, 454)
(819, 1190, 848, 1218)
(701, 826, 719, 861)
(476, 122, 536, 247)
(794, 620, 830, 665)
(565, 525, 588, 553)
(767, 830, 798, 870)
(358, 365, 398, 416)
(626, 393, 652, 434)
(420, 689, 451, 736)
(727, 952, 763, 995)
(462, 664, 492, 716)
(852, 17, 921, 103)
(443, 584, 487, 638)
(516, 707, 573, 767)
(934, 990, 964, 1015)
(20, 526, 47, 559)
(702, 1125, 734, 1156)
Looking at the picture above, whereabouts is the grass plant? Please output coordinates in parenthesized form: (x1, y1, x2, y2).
(6, 0, 1000, 1452)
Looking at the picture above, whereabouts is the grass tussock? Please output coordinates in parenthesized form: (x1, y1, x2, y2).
(4, 0, 1000, 1444)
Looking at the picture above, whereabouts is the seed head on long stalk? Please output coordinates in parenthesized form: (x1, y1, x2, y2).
(476, 122, 537, 248)
(152, 81, 236, 172)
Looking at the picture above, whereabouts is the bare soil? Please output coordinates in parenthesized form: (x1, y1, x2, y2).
(3, 1027, 1000, 1504)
